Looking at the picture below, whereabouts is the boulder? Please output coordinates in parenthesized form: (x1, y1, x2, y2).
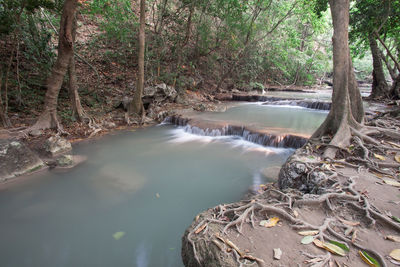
(143, 83, 177, 104)
(44, 136, 72, 156)
(0, 139, 44, 181)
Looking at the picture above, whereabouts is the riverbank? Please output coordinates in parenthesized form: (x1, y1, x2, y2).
(181, 100, 400, 266)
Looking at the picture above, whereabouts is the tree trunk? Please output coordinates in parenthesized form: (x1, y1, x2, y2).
(31, 0, 78, 131)
(390, 74, 400, 99)
(131, 0, 145, 116)
(379, 49, 397, 81)
(68, 16, 86, 122)
(312, 0, 363, 158)
(0, 69, 12, 128)
(369, 35, 389, 99)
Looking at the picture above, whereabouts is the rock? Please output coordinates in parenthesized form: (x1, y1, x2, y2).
(29, 129, 43, 137)
(56, 154, 74, 167)
(103, 121, 116, 129)
(278, 150, 327, 194)
(273, 248, 282, 260)
(44, 135, 72, 156)
(0, 139, 44, 181)
(143, 83, 177, 104)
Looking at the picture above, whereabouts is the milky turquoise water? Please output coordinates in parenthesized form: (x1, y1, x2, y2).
(0, 103, 326, 267)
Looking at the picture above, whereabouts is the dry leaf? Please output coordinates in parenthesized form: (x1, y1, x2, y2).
(390, 249, 400, 261)
(386, 235, 400, 242)
(298, 230, 319, 236)
(293, 210, 299, 218)
(273, 248, 282, 260)
(338, 217, 360, 226)
(352, 230, 358, 243)
(395, 155, 400, 163)
(384, 179, 400, 187)
(313, 239, 325, 248)
(260, 217, 280, 228)
(313, 239, 347, 256)
(195, 223, 207, 234)
(387, 141, 400, 149)
(374, 154, 386, 161)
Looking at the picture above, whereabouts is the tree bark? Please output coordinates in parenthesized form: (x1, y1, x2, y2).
(390, 74, 400, 99)
(312, 0, 363, 157)
(369, 35, 389, 99)
(68, 16, 86, 122)
(31, 0, 78, 131)
(131, 0, 145, 116)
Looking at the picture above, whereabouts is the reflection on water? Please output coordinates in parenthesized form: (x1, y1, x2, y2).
(0, 104, 326, 267)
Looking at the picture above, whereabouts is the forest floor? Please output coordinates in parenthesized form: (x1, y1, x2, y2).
(182, 102, 400, 267)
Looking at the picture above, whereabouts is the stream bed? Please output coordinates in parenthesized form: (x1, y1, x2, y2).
(0, 102, 327, 267)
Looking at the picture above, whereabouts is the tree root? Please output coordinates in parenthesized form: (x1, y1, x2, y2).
(187, 172, 399, 266)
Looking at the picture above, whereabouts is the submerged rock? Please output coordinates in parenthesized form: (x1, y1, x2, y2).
(0, 139, 44, 181)
(56, 154, 74, 167)
(44, 136, 72, 156)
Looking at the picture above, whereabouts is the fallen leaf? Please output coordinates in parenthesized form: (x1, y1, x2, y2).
(301, 235, 315, 244)
(195, 223, 207, 234)
(113, 231, 125, 240)
(374, 154, 386, 161)
(313, 239, 346, 256)
(352, 230, 358, 243)
(313, 239, 324, 247)
(273, 248, 282, 260)
(395, 155, 400, 163)
(293, 210, 299, 218)
(386, 235, 400, 242)
(359, 250, 380, 267)
(260, 217, 280, 228)
(298, 230, 319, 236)
(391, 249, 400, 261)
(384, 180, 400, 187)
(387, 141, 400, 149)
(329, 240, 350, 252)
(338, 217, 360, 226)
(323, 242, 347, 256)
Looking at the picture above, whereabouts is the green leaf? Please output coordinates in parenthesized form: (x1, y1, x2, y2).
(301, 235, 315, 245)
(359, 250, 380, 267)
(329, 240, 350, 252)
(392, 216, 400, 223)
(113, 231, 125, 240)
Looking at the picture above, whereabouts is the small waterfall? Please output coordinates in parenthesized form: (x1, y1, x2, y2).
(232, 94, 331, 111)
(164, 116, 307, 149)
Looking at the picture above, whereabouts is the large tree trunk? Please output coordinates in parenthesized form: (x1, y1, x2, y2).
(30, 0, 78, 131)
(131, 0, 145, 116)
(68, 16, 86, 122)
(312, 0, 363, 158)
(369, 35, 389, 99)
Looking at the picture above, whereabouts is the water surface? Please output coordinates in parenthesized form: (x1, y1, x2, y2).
(0, 103, 326, 267)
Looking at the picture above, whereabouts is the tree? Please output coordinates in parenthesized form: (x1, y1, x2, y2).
(130, 0, 146, 117)
(369, 35, 389, 98)
(350, 0, 400, 99)
(311, 0, 364, 156)
(29, 0, 78, 131)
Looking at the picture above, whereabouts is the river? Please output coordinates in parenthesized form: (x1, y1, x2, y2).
(0, 102, 327, 267)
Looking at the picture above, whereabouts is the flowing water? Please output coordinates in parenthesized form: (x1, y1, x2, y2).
(0, 103, 327, 267)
